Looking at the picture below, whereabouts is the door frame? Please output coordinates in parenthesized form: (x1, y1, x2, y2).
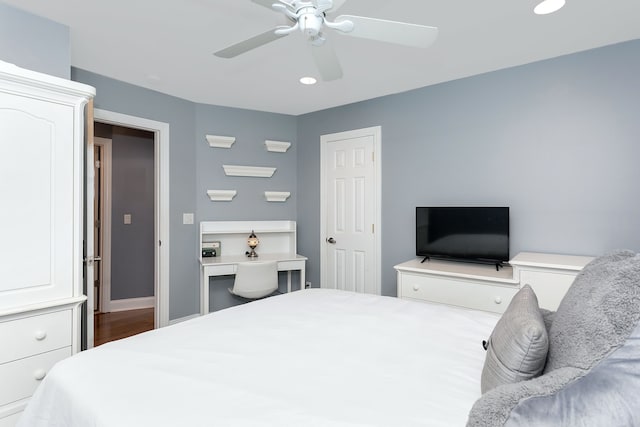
(319, 126, 382, 294)
(93, 109, 170, 330)
(94, 137, 112, 313)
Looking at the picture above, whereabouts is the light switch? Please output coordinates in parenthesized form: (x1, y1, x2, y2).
(183, 213, 194, 225)
(124, 214, 132, 224)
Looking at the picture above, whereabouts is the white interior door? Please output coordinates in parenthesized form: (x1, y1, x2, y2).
(93, 144, 101, 312)
(85, 102, 95, 348)
(321, 126, 381, 294)
(94, 137, 112, 314)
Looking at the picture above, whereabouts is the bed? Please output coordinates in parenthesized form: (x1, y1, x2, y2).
(17, 251, 640, 426)
(18, 289, 499, 427)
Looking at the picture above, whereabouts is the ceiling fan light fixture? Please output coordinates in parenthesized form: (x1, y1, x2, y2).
(534, 0, 566, 15)
(299, 76, 317, 85)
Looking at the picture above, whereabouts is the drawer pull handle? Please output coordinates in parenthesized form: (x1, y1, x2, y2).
(34, 369, 47, 381)
(494, 296, 502, 304)
(35, 331, 47, 341)
(412, 284, 420, 291)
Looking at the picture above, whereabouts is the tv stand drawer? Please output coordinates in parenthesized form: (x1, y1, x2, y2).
(398, 272, 518, 313)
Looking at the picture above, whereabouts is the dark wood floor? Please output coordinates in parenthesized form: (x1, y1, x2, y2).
(94, 308, 155, 347)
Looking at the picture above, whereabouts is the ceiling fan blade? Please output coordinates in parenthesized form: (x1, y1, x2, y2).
(310, 42, 343, 81)
(334, 15, 438, 49)
(214, 29, 288, 58)
(316, 0, 348, 13)
(251, 0, 292, 10)
(329, 0, 348, 13)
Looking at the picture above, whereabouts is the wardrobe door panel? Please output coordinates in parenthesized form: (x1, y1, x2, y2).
(0, 93, 74, 309)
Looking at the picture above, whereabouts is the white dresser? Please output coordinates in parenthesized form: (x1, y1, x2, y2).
(395, 252, 594, 313)
(510, 252, 595, 312)
(0, 61, 94, 424)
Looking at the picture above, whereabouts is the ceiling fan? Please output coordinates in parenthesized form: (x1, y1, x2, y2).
(214, 0, 438, 81)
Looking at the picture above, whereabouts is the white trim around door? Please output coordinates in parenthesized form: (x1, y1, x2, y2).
(93, 109, 170, 329)
(320, 126, 382, 294)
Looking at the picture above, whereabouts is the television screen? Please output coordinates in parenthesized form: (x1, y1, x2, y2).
(416, 207, 509, 264)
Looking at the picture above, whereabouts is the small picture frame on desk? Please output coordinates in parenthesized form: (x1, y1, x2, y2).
(202, 241, 221, 257)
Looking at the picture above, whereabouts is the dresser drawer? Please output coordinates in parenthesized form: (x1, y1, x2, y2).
(0, 347, 71, 407)
(0, 310, 72, 364)
(520, 270, 577, 311)
(400, 273, 519, 313)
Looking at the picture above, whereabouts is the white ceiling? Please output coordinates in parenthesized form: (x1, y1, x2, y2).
(5, 0, 640, 115)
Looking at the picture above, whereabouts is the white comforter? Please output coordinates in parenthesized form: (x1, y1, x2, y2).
(18, 289, 499, 427)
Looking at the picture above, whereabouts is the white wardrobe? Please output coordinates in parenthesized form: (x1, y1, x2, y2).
(0, 61, 94, 425)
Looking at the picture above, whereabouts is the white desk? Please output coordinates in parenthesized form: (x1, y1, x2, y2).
(199, 220, 306, 315)
(200, 253, 307, 315)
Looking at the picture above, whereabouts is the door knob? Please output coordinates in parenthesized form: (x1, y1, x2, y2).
(326, 237, 336, 244)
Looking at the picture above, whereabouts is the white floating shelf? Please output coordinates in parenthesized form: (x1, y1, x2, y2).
(265, 140, 291, 153)
(206, 135, 236, 149)
(264, 191, 291, 202)
(223, 165, 276, 178)
(207, 190, 237, 201)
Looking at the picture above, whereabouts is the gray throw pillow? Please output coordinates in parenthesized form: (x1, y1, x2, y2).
(539, 308, 555, 333)
(544, 249, 638, 373)
(481, 285, 548, 394)
(467, 250, 640, 427)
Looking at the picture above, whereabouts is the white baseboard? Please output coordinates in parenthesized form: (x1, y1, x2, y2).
(168, 313, 200, 326)
(109, 296, 155, 312)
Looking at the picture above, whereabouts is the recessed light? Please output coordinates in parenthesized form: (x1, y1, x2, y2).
(534, 0, 566, 15)
(299, 76, 317, 85)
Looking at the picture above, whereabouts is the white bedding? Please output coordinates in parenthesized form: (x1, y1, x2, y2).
(18, 289, 499, 427)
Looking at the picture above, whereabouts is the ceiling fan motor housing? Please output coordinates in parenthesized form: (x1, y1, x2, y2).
(298, 7, 323, 37)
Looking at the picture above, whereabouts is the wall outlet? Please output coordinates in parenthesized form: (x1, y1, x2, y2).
(124, 214, 132, 224)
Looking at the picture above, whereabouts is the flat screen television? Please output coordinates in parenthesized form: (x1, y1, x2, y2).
(416, 207, 509, 267)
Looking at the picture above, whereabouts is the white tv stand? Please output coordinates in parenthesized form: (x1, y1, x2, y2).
(395, 252, 594, 313)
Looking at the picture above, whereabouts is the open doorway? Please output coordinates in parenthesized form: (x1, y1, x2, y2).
(84, 109, 170, 349)
(92, 125, 155, 345)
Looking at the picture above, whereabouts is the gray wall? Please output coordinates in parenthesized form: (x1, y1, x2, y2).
(72, 68, 300, 318)
(72, 68, 199, 320)
(99, 126, 155, 300)
(297, 39, 640, 297)
(194, 104, 298, 311)
(13, 3, 640, 318)
(192, 103, 299, 312)
(0, 2, 70, 79)
(195, 104, 298, 221)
